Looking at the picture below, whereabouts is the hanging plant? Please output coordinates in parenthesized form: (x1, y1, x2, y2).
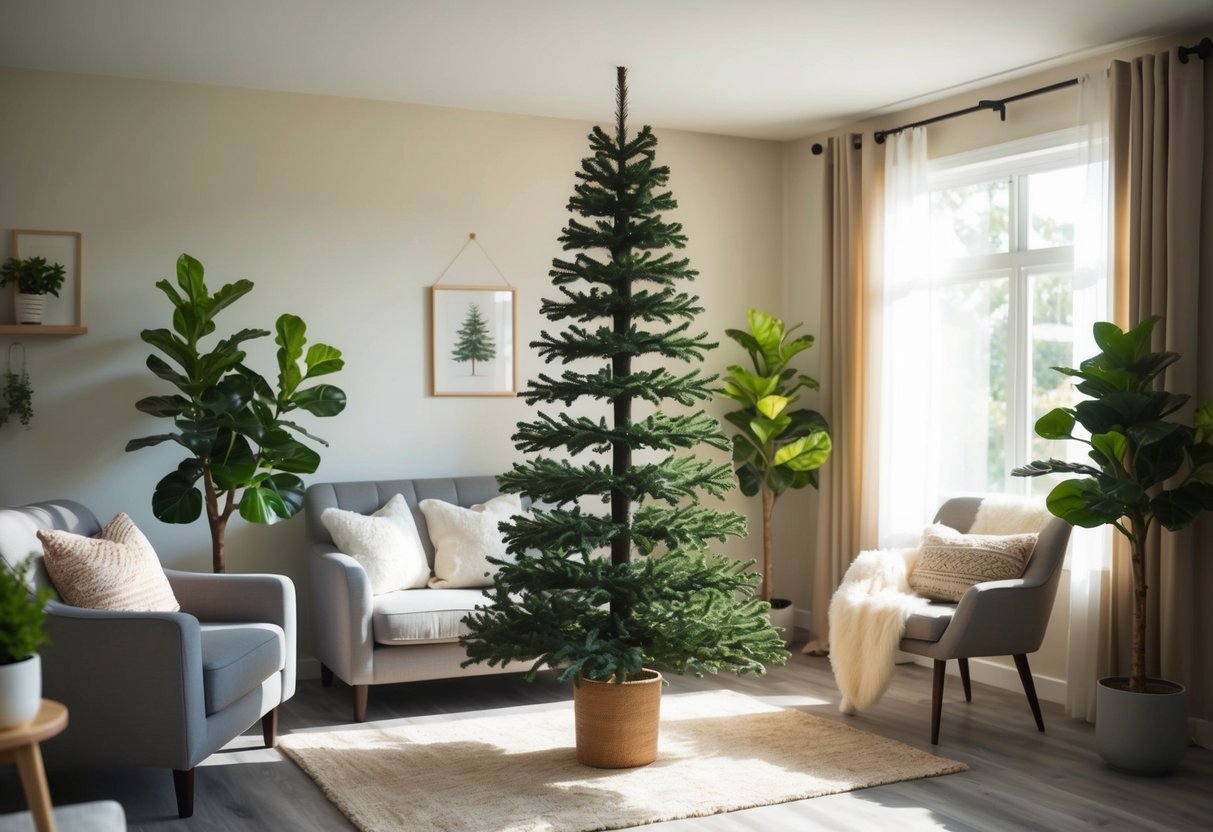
(0, 343, 33, 428)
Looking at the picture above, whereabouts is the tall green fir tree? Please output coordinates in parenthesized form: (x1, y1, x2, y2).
(462, 68, 789, 685)
(451, 303, 497, 376)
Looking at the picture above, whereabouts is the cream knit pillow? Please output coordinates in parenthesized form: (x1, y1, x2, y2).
(321, 493, 431, 594)
(38, 512, 180, 612)
(908, 523, 1038, 602)
(420, 494, 524, 589)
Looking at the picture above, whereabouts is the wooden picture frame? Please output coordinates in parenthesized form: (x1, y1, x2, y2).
(430, 285, 518, 397)
(1, 230, 85, 333)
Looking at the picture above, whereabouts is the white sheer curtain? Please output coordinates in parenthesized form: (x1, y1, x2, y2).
(1064, 71, 1114, 722)
(877, 127, 932, 546)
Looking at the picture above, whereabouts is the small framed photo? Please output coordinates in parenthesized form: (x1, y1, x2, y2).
(11, 229, 84, 328)
(430, 285, 518, 396)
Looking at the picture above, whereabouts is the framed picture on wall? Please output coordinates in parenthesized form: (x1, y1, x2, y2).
(430, 285, 517, 396)
(5, 229, 85, 331)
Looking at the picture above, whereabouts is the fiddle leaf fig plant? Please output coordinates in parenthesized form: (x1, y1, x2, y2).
(720, 309, 831, 602)
(127, 254, 348, 573)
(1013, 316, 1213, 693)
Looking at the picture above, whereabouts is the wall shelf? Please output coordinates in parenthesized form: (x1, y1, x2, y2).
(0, 324, 88, 336)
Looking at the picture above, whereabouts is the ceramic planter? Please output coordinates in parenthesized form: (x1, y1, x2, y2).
(768, 598, 795, 645)
(573, 669, 663, 768)
(14, 293, 46, 325)
(0, 654, 42, 728)
(1095, 676, 1188, 775)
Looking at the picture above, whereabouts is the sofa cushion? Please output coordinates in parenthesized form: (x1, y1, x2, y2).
(419, 494, 524, 588)
(199, 622, 285, 715)
(903, 602, 957, 642)
(321, 494, 431, 594)
(908, 523, 1038, 602)
(371, 588, 491, 645)
(37, 513, 180, 612)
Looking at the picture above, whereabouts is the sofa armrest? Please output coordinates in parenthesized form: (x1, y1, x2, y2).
(308, 544, 375, 685)
(165, 570, 297, 702)
(40, 600, 207, 769)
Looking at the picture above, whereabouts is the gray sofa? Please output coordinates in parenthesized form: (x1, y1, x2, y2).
(305, 476, 524, 722)
(0, 500, 296, 818)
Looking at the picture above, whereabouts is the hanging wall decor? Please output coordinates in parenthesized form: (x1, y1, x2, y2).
(430, 234, 518, 397)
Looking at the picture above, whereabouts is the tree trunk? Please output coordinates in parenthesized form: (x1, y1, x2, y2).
(761, 488, 776, 602)
(1129, 532, 1147, 692)
(203, 469, 229, 574)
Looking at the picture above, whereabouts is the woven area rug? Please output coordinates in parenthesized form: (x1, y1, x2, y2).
(280, 690, 967, 832)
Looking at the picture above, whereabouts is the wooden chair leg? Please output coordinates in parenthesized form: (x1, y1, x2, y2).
(262, 708, 278, 747)
(173, 768, 195, 819)
(931, 659, 946, 745)
(958, 658, 972, 702)
(353, 684, 369, 723)
(320, 664, 334, 688)
(1014, 653, 1046, 732)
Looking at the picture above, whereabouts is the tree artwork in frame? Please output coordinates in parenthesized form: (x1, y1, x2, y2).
(431, 286, 517, 396)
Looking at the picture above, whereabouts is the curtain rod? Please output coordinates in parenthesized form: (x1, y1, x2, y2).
(810, 36, 1211, 156)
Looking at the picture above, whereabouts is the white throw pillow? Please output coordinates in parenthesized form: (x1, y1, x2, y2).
(908, 523, 1038, 602)
(321, 494, 431, 594)
(419, 494, 523, 589)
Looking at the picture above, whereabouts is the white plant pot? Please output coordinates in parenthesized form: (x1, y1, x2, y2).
(0, 654, 42, 728)
(14, 293, 46, 325)
(769, 598, 796, 645)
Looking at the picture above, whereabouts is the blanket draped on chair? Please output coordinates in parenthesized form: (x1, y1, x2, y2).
(828, 497, 1054, 714)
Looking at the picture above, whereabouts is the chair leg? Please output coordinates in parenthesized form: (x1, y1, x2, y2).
(262, 708, 278, 747)
(320, 664, 334, 688)
(353, 684, 369, 723)
(1014, 653, 1046, 732)
(173, 768, 195, 819)
(931, 659, 946, 745)
(958, 658, 972, 702)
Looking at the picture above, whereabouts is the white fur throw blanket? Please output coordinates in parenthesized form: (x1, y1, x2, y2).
(828, 497, 1052, 714)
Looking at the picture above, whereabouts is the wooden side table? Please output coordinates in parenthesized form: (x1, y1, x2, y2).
(0, 700, 68, 832)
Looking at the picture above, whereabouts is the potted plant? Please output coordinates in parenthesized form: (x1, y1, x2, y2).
(126, 254, 348, 573)
(0, 256, 67, 324)
(1, 353, 34, 429)
(0, 557, 53, 728)
(719, 309, 831, 638)
(461, 68, 788, 769)
(1014, 316, 1213, 774)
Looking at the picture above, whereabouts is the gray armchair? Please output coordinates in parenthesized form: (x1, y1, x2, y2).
(0, 500, 296, 818)
(898, 496, 1072, 744)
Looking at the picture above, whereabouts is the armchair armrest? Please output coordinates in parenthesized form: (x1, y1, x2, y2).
(308, 544, 375, 685)
(40, 600, 206, 770)
(165, 570, 297, 702)
(931, 578, 1054, 658)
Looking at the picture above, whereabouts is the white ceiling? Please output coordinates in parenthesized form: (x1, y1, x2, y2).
(2, 0, 1212, 141)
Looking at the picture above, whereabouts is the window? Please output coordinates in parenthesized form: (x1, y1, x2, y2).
(879, 130, 1108, 540)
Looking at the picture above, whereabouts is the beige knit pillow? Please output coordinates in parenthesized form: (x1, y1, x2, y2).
(38, 513, 180, 612)
(908, 523, 1038, 602)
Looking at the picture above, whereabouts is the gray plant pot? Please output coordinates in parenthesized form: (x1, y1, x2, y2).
(1095, 676, 1188, 775)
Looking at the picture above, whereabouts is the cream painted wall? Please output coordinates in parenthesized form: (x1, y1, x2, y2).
(779, 30, 1205, 687)
(0, 68, 783, 666)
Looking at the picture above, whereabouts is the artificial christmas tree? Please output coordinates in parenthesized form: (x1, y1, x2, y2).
(461, 68, 788, 766)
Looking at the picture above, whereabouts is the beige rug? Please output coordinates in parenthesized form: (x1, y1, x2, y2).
(280, 690, 967, 832)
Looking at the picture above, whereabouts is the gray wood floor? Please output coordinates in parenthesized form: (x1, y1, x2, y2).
(3, 639, 1211, 831)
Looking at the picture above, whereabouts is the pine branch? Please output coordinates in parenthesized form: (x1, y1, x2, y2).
(511, 412, 731, 455)
(533, 322, 716, 364)
(550, 251, 697, 288)
(540, 285, 703, 325)
(522, 367, 716, 407)
(499, 455, 738, 507)
(631, 504, 747, 552)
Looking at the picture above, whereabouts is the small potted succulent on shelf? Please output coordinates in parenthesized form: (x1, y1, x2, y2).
(0, 256, 67, 324)
(0, 556, 53, 728)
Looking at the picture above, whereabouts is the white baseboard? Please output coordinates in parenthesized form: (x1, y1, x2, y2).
(903, 655, 1067, 705)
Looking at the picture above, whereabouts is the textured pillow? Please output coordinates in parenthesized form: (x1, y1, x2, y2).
(37, 513, 180, 612)
(908, 523, 1038, 602)
(419, 494, 524, 589)
(321, 494, 431, 594)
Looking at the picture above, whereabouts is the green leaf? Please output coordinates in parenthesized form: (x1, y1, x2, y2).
(238, 473, 305, 523)
(747, 309, 785, 372)
(783, 408, 829, 439)
(151, 467, 204, 524)
(292, 384, 347, 417)
(1090, 431, 1127, 469)
(1195, 400, 1213, 445)
(303, 343, 344, 379)
(1045, 479, 1121, 528)
(1152, 482, 1213, 530)
(276, 314, 307, 399)
(125, 433, 182, 452)
(1034, 408, 1076, 440)
(261, 435, 322, 475)
(209, 433, 258, 490)
(775, 431, 832, 471)
(736, 463, 763, 497)
(756, 395, 788, 420)
(134, 395, 191, 418)
(199, 375, 255, 415)
(749, 415, 790, 445)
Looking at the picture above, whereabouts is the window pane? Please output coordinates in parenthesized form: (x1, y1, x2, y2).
(1029, 270, 1075, 496)
(930, 276, 1010, 495)
(930, 179, 1010, 259)
(1027, 167, 1082, 249)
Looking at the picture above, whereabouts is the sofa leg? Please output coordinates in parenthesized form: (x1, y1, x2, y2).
(353, 685, 369, 723)
(958, 658, 972, 702)
(262, 708, 278, 747)
(320, 664, 334, 688)
(930, 659, 946, 745)
(173, 768, 194, 818)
